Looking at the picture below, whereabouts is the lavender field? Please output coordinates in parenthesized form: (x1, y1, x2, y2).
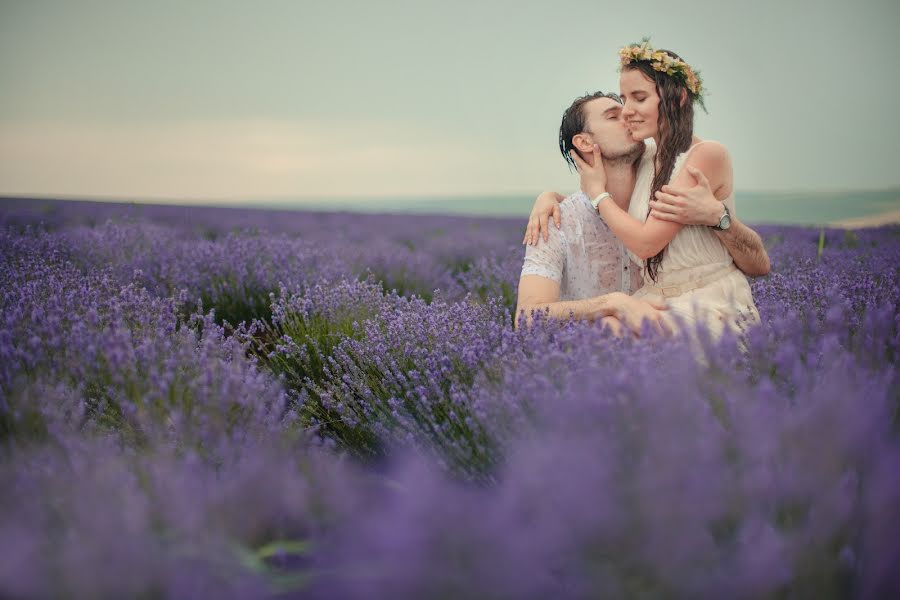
(1, 199, 898, 599)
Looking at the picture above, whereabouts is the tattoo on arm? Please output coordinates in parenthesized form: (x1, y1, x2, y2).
(715, 218, 770, 277)
(517, 295, 617, 327)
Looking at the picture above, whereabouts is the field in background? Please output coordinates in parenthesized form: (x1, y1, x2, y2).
(1, 199, 898, 598)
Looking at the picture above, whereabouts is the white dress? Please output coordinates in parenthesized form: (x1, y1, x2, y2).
(627, 140, 760, 338)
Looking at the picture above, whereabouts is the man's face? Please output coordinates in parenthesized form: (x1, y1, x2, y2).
(576, 97, 643, 160)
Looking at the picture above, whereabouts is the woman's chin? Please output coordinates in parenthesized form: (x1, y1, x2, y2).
(627, 130, 648, 142)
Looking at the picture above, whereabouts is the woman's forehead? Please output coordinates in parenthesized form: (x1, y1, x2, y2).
(620, 69, 654, 90)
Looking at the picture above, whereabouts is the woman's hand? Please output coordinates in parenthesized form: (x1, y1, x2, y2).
(570, 145, 608, 201)
(649, 166, 722, 226)
(523, 191, 565, 245)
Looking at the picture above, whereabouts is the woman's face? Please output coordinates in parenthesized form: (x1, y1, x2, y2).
(620, 68, 660, 142)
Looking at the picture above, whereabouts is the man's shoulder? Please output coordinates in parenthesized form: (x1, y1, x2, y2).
(559, 191, 592, 215)
(561, 191, 613, 229)
(524, 193, 590, 250)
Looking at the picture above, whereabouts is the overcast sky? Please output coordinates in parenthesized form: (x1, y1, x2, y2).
(1, 0, 898, 202)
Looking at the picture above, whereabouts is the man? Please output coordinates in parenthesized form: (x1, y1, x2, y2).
(515, 91, 770, 334)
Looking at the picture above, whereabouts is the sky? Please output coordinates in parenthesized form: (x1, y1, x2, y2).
(1, 0, 899, 203)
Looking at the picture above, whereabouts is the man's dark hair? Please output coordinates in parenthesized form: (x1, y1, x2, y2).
(558, 91, 623, 170)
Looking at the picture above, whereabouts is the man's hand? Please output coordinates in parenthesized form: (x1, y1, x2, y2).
(614, 294, 671, 336)
(649, 166, 723, 226)
(570, 145, 608, 201)
(523, 191, 564, 245)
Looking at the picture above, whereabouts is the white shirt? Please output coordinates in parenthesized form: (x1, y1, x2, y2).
(520, 191, 643, 300)
(520, 140, 656, 299)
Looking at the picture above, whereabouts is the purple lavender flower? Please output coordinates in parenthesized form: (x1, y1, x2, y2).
(2, 200, 898, 598)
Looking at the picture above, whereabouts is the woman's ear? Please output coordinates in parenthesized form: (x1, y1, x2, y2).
(679, 88, 689, 107)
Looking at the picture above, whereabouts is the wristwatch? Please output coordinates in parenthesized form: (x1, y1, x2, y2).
(590, 192, 612, 211)
(711, 205, 731, 230)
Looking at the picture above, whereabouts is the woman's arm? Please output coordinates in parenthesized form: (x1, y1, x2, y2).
(571, 143, 731, 260)
(595, 196, 682, 260)
(523, 191, 565, 245)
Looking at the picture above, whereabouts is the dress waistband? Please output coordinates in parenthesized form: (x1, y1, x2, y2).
(641, 264, 738, 298)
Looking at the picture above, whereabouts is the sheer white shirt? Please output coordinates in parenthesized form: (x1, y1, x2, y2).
(520, 191, 643, 300)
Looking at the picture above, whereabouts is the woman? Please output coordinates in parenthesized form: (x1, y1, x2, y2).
(535, 40, 759, 338)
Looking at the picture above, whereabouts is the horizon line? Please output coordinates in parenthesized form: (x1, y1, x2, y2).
(2, 186, 899, 206)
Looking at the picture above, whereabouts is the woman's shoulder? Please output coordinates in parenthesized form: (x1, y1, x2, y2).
(686, 139, 731, 162)
(673, 139, 733, 196)
(682, 139, 732, 176)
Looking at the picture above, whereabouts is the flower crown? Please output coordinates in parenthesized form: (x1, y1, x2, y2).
(618, 39, 705, 105)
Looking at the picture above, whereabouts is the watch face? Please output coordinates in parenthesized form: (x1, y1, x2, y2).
(720, 214, 732, 229)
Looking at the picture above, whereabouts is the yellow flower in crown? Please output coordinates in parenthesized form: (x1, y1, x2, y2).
(685, 70, 701, 94)
(618, 37, 707, 111)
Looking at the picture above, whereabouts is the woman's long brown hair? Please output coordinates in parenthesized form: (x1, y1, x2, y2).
(623, 51, 695, 282)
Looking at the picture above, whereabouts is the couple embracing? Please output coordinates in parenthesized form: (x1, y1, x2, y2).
(516, 40, 770, 338)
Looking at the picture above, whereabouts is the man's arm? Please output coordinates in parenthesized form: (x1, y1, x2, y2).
(649, 165, 771, 277)
(516, 222, 620, 326)
(711, 218, 770, 277)
(515, 275, 624, 328)
(516, 275, 670, 335)
(516, 210, 670, 333)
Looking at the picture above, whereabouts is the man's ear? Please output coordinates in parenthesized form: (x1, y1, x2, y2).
(572, 133, 594, 155)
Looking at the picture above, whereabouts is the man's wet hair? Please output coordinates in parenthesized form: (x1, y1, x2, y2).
(558, 91, 623, 170)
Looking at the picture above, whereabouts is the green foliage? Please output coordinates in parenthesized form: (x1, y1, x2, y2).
(232, 538, 314, 593)
(250, 308, 382, 457)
